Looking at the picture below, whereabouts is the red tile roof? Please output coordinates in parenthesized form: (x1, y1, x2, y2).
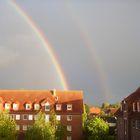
(0, 90, 83, 114)
(90, 106, 101, 115)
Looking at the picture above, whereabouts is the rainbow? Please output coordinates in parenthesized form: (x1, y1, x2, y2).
(9, 0, 68, 90)
(63, 3, 111, 101)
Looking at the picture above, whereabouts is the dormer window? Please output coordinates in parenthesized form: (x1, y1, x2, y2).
(5, 103, 11, 110)
(137, 102, 140, 112)
(67, 104, 72, 111)
(133, 103, 136, 112)
(34, 104, 40, 110)
(26, 103, 32, 110)
(56, 104, 62, 111)
(45, 102, 50, 111)
(13, 103, 18, 110)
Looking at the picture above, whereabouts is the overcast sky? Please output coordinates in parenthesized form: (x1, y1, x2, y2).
(0, 0, 140, 105)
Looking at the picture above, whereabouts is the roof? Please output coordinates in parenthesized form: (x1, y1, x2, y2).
(90, 106, 101, 115)
(0, 90, 83, 114)
(106, 108, 118, 114)
(115, 87, 140, 116)
(125, 87, 140, 102)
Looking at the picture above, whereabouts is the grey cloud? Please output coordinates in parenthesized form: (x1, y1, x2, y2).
(0, 47, 19, 68)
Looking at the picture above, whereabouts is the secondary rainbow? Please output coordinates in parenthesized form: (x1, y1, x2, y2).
(9, 0, 68, 90)
(63, 3, 111, 100)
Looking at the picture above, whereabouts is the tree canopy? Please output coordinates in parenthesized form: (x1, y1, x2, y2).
(85, 117, 109, 140)
(25, 111, 65, 140)
(0, 111, 17, 140)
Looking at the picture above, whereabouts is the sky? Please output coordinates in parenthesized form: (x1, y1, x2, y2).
(0, 0, 140, 105)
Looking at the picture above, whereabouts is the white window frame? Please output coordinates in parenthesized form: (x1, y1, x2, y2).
(26, 104, 32, 110)
(15, 114, 20, 120)
(67, 115, 72, 121)
(34, 104, 40, 110)
(137, 102, 140, 112)
(133, 103, 136, 112)
(56, 104, 62, 111)
(67, 136, 72, 140)
(67, 104, 72, 111)
(28, 115, 33, 120)
(10, 114, 15, 120)
(45, 102, 50, 111)
(23, 125, 28, 131)
(56, 115, 61, 121)
(45, 115, 49, 122)
(67, 125, 72, 132)
(5, 103, 10, 110)
(13, 103, 18, 110)
(34, 115, 38, 120)
(16, 125, 20, 131)
(23, 114, 28, 120)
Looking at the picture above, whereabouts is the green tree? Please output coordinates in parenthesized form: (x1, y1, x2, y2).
(84, 104, 90, 115)
(82, 104, 89, 129)
(0, 111, 17, 140)
(85, 117, 109, 140)
(101, 102, 110, 109)
(25, 111, 65, 140)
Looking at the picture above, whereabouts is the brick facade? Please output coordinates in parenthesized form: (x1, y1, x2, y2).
(0, 90, 84, 140)
(115, 87, 140, 140)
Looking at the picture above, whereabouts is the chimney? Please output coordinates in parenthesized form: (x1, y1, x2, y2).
(51, 89, 58, 101)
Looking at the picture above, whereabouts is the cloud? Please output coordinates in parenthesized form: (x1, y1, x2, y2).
(0, 47, 19, 68)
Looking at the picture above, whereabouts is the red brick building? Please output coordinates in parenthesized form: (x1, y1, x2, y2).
(115, 87, 140, 140)
(0, 90, 84, 140)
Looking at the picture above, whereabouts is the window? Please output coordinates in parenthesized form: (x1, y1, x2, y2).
(67, 125, 72, 132)
(67, 136, 72, 140)
(13, 103, 18, 110)
(137, 102, 140, 112)
(5, 103, 10, 110)
(23, 125, 27, 131)
(28, 115, 33, 120)
(34, 104, 40, 110)
(56, 115, 61, 121)
(136, 120, 140, 129)
(133, 103, 136, 112)
(23, 114, 28, 120)
(16, 125, 20, 131)
(67, 115, 72, 121)
(67, 104, 72, 111)
(10, 114, 15, 120)
(132, 120, 135, 128)
(56, 104, 62, 111)
(45, 102, 50, 111)
(15, 114, 20, 120)
(45, 115, 49, 122)
(26, 104, 32, 110)
(34, 115, 38, 120)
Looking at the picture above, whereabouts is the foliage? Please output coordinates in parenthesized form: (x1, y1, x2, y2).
(85, 117, 109, 140)
(101, 102, 110, 109)
(25, 111, 65, 140)
(101, 102, 120, 109)
(82, 104, 89, 129)
(84, 104, 90, 115)
(0, 111, 17, 140)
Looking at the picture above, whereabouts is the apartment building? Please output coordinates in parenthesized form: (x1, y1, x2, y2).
(0, 90, 84, 140)
(115, 87, 140, 140)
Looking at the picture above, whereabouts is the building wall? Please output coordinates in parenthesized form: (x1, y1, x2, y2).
(117, 117, 125, 140)
(10, 112, 83, 140)
(60, 115, 83, 140)
(131, 118, 140, 140)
